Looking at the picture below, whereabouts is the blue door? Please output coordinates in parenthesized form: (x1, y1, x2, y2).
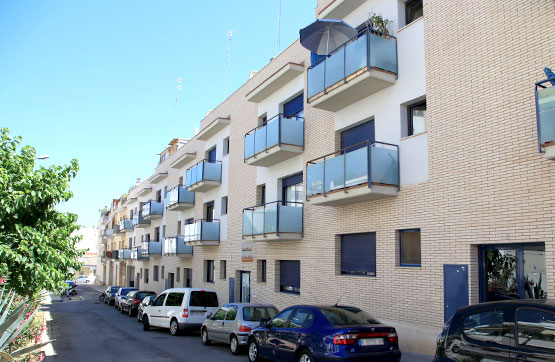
(228, 277, 234, 303)
(443, 264, 469, 323)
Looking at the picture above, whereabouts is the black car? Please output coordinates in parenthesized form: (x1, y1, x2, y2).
(104, 286, 122, 306)
(434, 300, 555, 362)
(120, 290, 156, 317)
(137, 295, 156, 323)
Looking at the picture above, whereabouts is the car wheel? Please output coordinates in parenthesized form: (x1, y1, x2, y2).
(201, 328, 211, 346)
(248, 339, 259, 362)
(120, 306, 125, 314)
(297, 349, 313, 362)
(128, 307, 133, 317)
(170, 319, 180, 336)
(143, 316, 150, 331)
(230, 334, 241, 355)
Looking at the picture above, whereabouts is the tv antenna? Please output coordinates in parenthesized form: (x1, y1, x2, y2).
(276, 0, 281, 55)
(174, 77, 182, 138)
(224, 30, 234, 99)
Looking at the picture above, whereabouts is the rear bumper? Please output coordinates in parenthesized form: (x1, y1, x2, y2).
(317, 350, 401, 362)
(178, 323, 202, 332)
(237, 333, 250, 345)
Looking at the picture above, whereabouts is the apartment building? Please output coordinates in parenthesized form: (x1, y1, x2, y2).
(97, 0, 555, 353)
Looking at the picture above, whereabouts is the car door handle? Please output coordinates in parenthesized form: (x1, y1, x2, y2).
(451, 346, 461, 354)
(516, 355, 527, 362)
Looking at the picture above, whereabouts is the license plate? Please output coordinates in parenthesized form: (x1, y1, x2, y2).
(359, 338, 384, 346)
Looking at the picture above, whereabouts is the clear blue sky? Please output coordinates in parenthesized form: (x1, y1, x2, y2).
(0, 0, 316, 227)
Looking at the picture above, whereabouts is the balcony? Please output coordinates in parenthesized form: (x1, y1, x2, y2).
(536, 78, 555, 159)
(104, 228, 114, 238)
(164, 236, 193, 256)
(244, 114, 304, 167)
(243, 201, 303, 241)
(118, 249, 132, 260)
(119, 219, 134, 232)
(132, 212, 151, 228)
(184, 220, 220, 246)
(142, 200, 164, 220)
(307, 28, 398, 112)
(131, 247, 148, 260)
(106, 250, 119, 260)
(306, 140, 399, 206)
(185, 160, 222, 192)
(113, 224, 121, 234)
(140, 241, 162, 257)
(166, 186, 194, 211)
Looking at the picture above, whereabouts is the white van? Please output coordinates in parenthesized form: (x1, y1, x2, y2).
(142, 288, 219, 335)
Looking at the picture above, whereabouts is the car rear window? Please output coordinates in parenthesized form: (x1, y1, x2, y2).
(319, 307, 381, 326)
(110, 287, 119, 293)
(189, 291, 218, 307)
(243, 307, 279, 321)
(120, 288, 136, 296)
(135, 292, 155, 300)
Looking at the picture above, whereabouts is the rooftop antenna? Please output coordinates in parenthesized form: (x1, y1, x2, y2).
(224, 30, 234, 99)
(276, 0, 281, 55)
(174, 77, 182, 138)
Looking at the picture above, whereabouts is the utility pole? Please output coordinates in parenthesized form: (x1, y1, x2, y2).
(224, 30, 233, 99)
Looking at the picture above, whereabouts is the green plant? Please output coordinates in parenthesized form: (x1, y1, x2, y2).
(366, 12, 393, 36)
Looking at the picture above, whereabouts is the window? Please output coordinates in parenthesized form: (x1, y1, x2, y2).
(517, 308, 555, 350)
(178, 176, 184, 185)
(399, 229, 421, 266)
(290, 309, 313, 328)
(162, 225, 166, 238)
(176, 268, 181, 282)
(258, 260, 267, 283)
(243, 306, 278, 321)
(320, 306, 381, 326)
(405, 0, 423, 25)
(153, 294, 166, 307)
(177, 221, 182, 235)
(463, 309, 512, 345)
(221, 196, 228, 215)
(161, 266, 165, 278)
(282, 173, 303, 206)
(206, 260, 215, 283)
(154, 227, 160, 241)
(340, 233, 376, 276)
(184, 268, 192, 287)
(128, 237, 132, 249)
(283, 93, 304, 118)
(280, 260, 300, 294)
(154, 265, 159, 281)
(156, 190, 162, 203)
(258, 185, 266, 205)
(207, 147, 216, 163)
(220, 260, 227, 279)
(163, 186, 167, 200)
(213, 308, 227, 321)
(268, 309, 294, 328)
(408, 100, 426, 136)
(189, 291, 218, 307)
(340, 120, 375, 153)
(165, 293, 184, 307)
(225, 306, 238, 320)
(223, 137, 230, 156)
(144, 269, 149, 283)
(205, 201, 215, 222)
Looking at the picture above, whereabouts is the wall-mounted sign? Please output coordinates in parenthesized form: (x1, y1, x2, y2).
(242, 242, 253, 262)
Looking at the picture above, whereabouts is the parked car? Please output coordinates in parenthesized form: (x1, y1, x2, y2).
(114, 287, 138, 310)
(104, 286, 122, 305)
(142, 288, 219, 336)
(247, 305, 401, 362)
(75, 275, 95, 284)
(120, 290, 156, 316)
(201, 303, 278, 355)
(137, 295, 156, 323)
(434, 300, 555, 362)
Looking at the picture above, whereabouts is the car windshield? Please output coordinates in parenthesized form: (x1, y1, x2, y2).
(243, 307, 279, 321)
(189, 291, 218, 307)
(110, 287, 120, 293)
(319, 307, 381, 326)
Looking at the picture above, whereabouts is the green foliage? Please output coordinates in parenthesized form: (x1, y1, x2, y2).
(366, 12, 393, 36)
(0, 128, 83, 298)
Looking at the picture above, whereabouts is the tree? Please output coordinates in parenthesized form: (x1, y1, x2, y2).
(0, 128, 83, 297)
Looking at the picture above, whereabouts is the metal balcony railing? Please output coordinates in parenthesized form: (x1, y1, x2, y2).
(535, 77, 555, 152)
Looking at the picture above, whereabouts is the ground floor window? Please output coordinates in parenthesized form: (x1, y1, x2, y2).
(280, 260, 300, 294)
(340, 233, 376, 276)
(184, 268, 192, 287)
(206, 260, 215, 283)
(399, 229, 421, 266)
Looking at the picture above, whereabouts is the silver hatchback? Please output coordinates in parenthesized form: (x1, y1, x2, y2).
(201, 303, 278, 355)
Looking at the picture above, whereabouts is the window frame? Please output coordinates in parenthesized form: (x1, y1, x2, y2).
(405, 0, 423, 26)
(221, 196, 228, 215)
(220, 260, 227, 280)
(399, 228, 422, 267)
(340, 233, 376, 277)
(206, 260, 215, 283)
(279, 260, 300, 295)
(407, 100, 427, 136)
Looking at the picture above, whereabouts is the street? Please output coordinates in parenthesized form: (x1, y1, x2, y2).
(43, 284, 433, 362)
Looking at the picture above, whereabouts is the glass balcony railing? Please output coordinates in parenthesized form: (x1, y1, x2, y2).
(306, 140, 400, 197)
(140, 241, 162, 256)
(185, 160, 222, 189)
(118, 249, 132, 260)
(104, 228, 114, 237)
(131, 247, 148, 260)
(142, 200, 164, 219)
(132, 212, 151, 227)
(164, 236, 193, 256)
(244, 114, 304, 161)
(119, 219, 134, 232)
(536, 78, 555, 151)
(166, 185, 194, 209)
(307, 28, 398, 99)
(113, 224, 121, 234)
(107, 250, 119, 260)
(242, 201, 303, 239)
(184, 220, 220, 245)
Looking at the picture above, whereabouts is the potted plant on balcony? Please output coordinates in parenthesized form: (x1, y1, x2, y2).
(365, 12, 392, 36)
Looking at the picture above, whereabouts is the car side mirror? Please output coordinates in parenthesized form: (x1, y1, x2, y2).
(261, 320, 270, 328)
(207, 313, 213, 320)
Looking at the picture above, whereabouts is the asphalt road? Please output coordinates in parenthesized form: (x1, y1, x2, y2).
(43, 284, 433, 362)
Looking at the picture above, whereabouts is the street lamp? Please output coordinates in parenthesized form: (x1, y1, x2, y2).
(36, 155, 50, 160)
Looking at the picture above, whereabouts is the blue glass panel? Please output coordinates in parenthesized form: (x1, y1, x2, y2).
(245, 133, 255, 159)
(202, 221, 220, 241)
(203, 162, 221, 181)
(178, 187, 194, 204)
(306, 163, 324, 196)
(281, 116, 304, 146)
(242, 211, 254, 236)
(538, 86, 555, 145)
(254, 127, 267, 155)
(185, 169, 193, 187)
(264, 203, 278, 234)
(150, 201, 164, 215)
(252, 208, 264, 235)
(345, 146, 368, 188)
(278, 204, 302, 233)
(370, 144, 399, 185)
(324, 155, 345, 193)
(266, 118, 279, 149)
(325, 47, 345, 89)
(345, 33, 368, 77)
(369, 33, 397, 74)
(149, 241, 162, 255)
(307, 62, 325, 98)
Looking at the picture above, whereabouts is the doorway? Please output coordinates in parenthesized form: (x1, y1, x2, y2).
(168, 273, 175, 288)
(240, 272, 250, 303)
(135, 273, 140, 289)
(479, 243, 547, 302)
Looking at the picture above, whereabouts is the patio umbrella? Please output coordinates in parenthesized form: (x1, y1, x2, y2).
(300, 19, 357, 55)
(544, 67, 555, 86)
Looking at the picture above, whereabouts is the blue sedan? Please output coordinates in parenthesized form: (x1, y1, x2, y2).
(247, 305, 401, 362)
